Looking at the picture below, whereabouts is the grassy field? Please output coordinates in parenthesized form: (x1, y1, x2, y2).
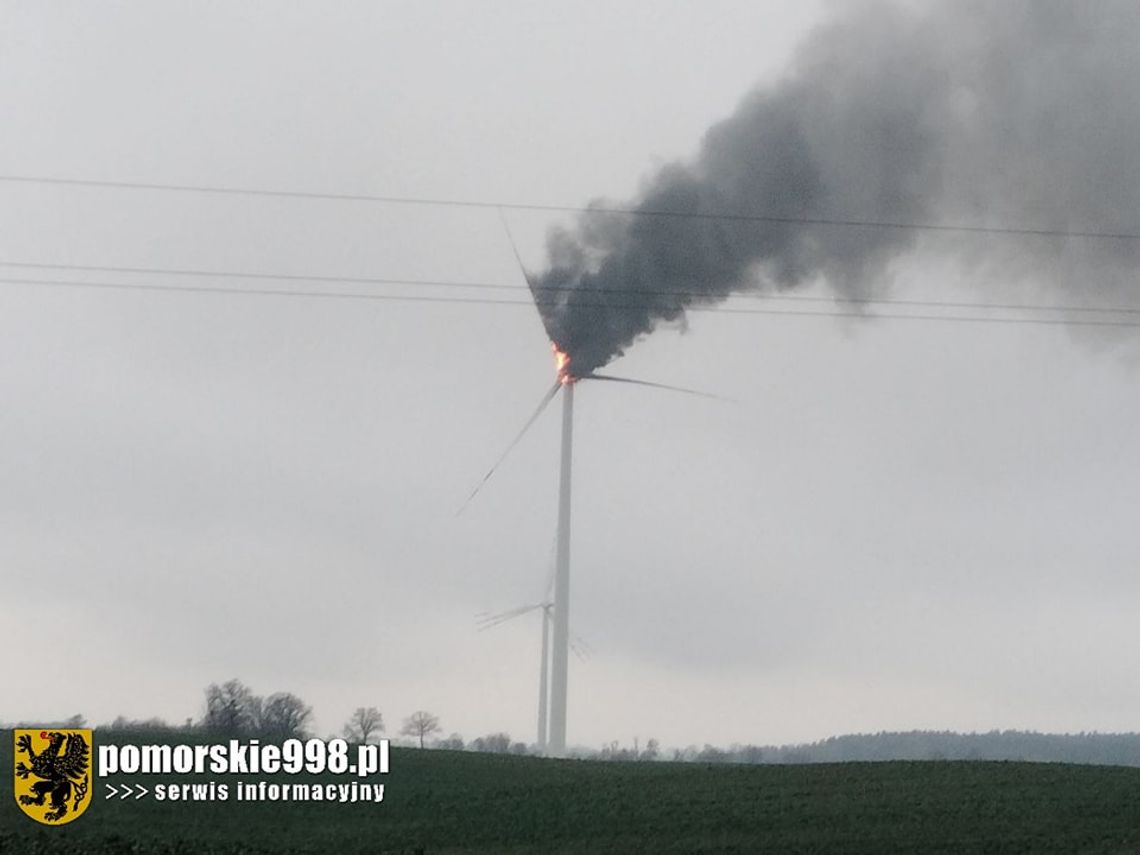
(4, 731, 1140, 854)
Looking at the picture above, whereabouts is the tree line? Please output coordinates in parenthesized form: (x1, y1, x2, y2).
(14, 687, 1140, 767)
(198, 680, 449, 748)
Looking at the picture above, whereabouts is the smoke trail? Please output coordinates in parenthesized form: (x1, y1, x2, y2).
(531, 0, 1140, 375)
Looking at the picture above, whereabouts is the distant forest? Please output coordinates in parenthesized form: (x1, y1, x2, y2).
(684, 731, 1140, 767)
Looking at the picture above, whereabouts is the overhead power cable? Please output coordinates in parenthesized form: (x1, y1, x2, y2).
(2, 258, 1139, 317)
(3, 173, 1140, 241)
(6, 275, 1140, 330)
(0, 259, 503, 292)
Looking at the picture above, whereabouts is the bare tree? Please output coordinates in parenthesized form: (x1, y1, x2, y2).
(400, 711, 441, 748)
(471, 732, 511, 754)
(246, 695, 265, 733)
(203, 679, 257, 735)
(437, 733, 465, 751)
(599, 740, 635, 761)
(259, 692, 313, 740)
(343, 706, 385, 744)
(106, 716, 172, 732)
(696, 744, 730, 764)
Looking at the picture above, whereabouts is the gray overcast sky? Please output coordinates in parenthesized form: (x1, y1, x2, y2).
(3, 0, 1140, 750)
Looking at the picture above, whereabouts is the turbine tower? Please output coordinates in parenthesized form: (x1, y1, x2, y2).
(549, 377, 573, 755)
(543, 353, 714, 755)
(537, 602, 550, 751)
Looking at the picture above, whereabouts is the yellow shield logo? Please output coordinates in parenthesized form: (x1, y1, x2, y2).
(13, 729, 93, 824)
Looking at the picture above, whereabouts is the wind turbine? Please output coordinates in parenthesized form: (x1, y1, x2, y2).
(459, 214, 725, 756)
(476, 598, 591, 752)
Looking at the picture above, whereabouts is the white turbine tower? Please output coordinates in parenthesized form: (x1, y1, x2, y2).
(547, 354, 718, 756)
(550, 361, 573, 756)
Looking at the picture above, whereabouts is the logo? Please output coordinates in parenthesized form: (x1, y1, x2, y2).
(13, 729, 92, 824)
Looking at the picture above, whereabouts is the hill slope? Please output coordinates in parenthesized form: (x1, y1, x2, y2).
(4, 732, 1140, 854)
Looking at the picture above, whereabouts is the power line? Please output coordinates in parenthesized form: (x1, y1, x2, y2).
(3, 173, 1139, 241)
(0, 259, 504, 292)
(0, 276, 532, 306)
(2, 258, 1139, 317)
(6, 275, 1140, 330)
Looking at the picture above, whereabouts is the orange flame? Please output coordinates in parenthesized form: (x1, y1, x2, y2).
(551, 343, 573, 385)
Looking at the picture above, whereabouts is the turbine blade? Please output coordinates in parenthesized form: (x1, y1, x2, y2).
(457, 381, 562, 515)
(476, 607, 528, 629)
(498, 207, 535, 289)
(476, 603, 545, 631)
(569, 636, 593, 662)
(580, 372, 731, 401)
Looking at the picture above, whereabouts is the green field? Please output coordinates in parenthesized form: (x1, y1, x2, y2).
(4, 731, 1140, 854)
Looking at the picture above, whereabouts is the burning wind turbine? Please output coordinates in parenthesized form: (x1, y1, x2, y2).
(472, 0, 1140, 756)
(458, 217, 726, 756)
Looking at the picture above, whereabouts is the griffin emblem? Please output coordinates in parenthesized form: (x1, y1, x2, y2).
(13, 729, 92, 824)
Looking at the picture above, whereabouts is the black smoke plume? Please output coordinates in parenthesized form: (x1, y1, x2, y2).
(531, 0, 1140, 376)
